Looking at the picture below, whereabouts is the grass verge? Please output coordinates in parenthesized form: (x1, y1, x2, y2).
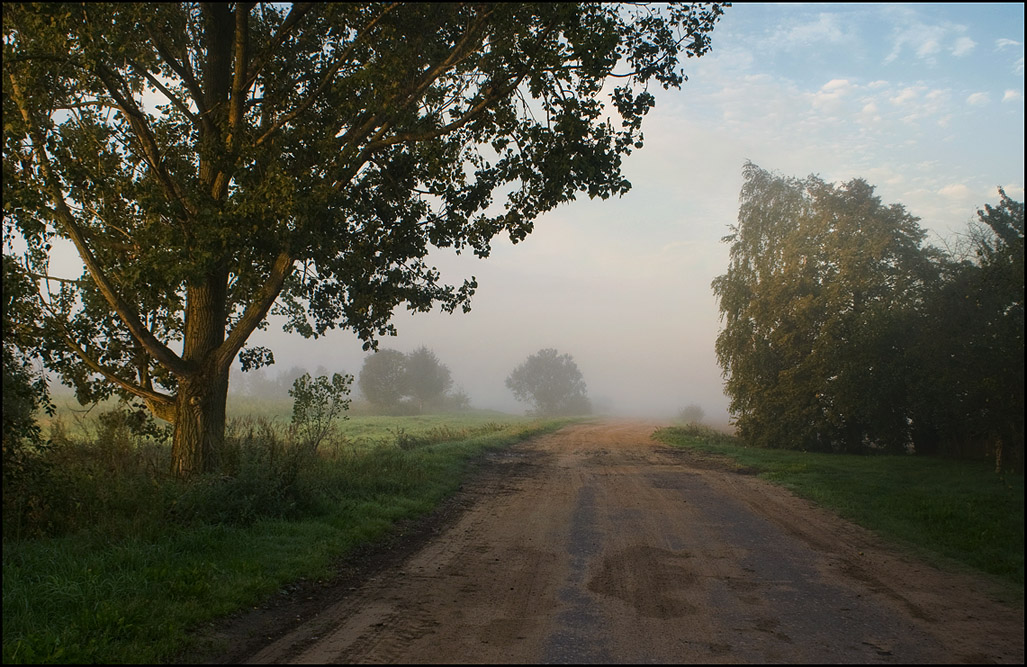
(2, 415, 572, 664)
(654, 424, 1024, 598)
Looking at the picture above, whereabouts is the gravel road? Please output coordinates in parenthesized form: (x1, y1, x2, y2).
(208, 420, 1022, 664)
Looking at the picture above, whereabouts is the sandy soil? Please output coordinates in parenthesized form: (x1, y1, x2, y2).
(196, 420, 1023, 664)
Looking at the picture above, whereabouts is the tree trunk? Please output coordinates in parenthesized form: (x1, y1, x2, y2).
(171, 269, 229, 477)
(171, 370, 229, 477)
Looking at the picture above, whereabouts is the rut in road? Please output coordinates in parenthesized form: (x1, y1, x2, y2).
(242, 421, 1023, 664)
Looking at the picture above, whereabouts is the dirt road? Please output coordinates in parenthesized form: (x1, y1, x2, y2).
(219, 421, 1022, 663)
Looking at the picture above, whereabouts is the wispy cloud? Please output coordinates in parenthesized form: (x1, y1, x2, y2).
(769, 12, 854, 51)
(886, 19, 975, 66)
(1003, 89, 1024, 103)
(952, 36, 976, 57)
(966, 92, 990, 106)
(939, 183, 971, 198)
(996, 38, 1025, 74)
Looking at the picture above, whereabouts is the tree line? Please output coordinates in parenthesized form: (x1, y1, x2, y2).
(713, 163, 1023, 471)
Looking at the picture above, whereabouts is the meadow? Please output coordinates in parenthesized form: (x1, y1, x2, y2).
(2, 394, 572, 663)
(654, 424, 1025, 599)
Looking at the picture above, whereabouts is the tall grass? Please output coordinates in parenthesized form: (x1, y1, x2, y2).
(2, 409, 570, 663)
(654, 424, 1024, 595)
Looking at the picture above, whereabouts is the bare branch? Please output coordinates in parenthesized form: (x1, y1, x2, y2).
(126, 56, 198, 124)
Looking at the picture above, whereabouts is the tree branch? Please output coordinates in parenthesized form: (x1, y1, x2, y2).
(143, 21, 211, 131)
(91, 63, 198, 218)
(244, 2, 317, 89)
(254, 3, 399, 147)
(216, 250, 294, 375)
(126, 56, 198, 124)
(8, 70, 192, 378)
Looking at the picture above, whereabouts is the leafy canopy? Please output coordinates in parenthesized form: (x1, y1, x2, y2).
(712, 162, 940, 453)
(3, 3, 727, 413)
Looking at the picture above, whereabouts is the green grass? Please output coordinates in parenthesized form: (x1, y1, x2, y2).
(654, 424, 1024, 595)
(2, 411, 572, 664)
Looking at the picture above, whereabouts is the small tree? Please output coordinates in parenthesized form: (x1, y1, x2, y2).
(289, 372, 352, 454)
(678, 404, 705, 425)
(506, 348, 591, 416)
(358, 349, 407, 413)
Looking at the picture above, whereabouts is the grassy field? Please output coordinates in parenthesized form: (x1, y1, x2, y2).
(7, 405, 1022, 663)
(654, 424, 1024, 598)
(2, 401, 573, 664)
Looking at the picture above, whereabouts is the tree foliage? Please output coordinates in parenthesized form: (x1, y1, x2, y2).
(2, 3, 726, 475)
(713, 163, 940, 453)
(357, 346, 455, 413)
(2, 255, 53, 481)
(909, 190, 1024, 470)
(506, 348, 591, 416)
(714, 164, 1023, 469)
(403, 345, 453, 412)
(357, 348, 408, 412)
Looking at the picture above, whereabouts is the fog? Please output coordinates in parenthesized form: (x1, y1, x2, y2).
(231, 4, 1023, 424)
(37, 5, 1024, 427)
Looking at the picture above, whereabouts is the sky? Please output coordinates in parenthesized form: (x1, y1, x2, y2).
(241, 2, 1025, 419)
(34, 3, 1027, 421)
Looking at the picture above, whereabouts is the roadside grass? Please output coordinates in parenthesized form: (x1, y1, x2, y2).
(2, 412, 572, 664)
(654, 424, 1024, 597)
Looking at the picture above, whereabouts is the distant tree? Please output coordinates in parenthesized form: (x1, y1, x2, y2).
(358, 349, 407, 412)
(3, 3, 726, 476)
(712, 162, 939, 453)
(678, 404, 705, 424)
(506, 348, 591, 416)
(274, 365, 311, 397)
(440, 386, 472, 412)
(404, 346, 453, 412)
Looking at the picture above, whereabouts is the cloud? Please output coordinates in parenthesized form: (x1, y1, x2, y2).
(938, 183, 971, 199)
(966, 92, 990, 106)
(891, 86, 922, 105)
(952, 36, 975, 57)
(886, 19, 977, 66)
(810, 78, 855, 112)
(1003, 89, 1023, 102)
(770, 12, 852, 50)
(996, 38, 1026, 74)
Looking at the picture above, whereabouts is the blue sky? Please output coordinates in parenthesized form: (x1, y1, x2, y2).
(35, 3, 1027, 420)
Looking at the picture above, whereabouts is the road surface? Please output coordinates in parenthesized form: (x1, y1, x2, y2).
(207, 421, 1022, 663)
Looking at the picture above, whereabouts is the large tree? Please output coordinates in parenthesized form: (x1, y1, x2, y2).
(3, 3, 726, 475)
(712, 163, 939, 453)
(909, 190, 1024, 470)
(506, 348, 591, 416)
